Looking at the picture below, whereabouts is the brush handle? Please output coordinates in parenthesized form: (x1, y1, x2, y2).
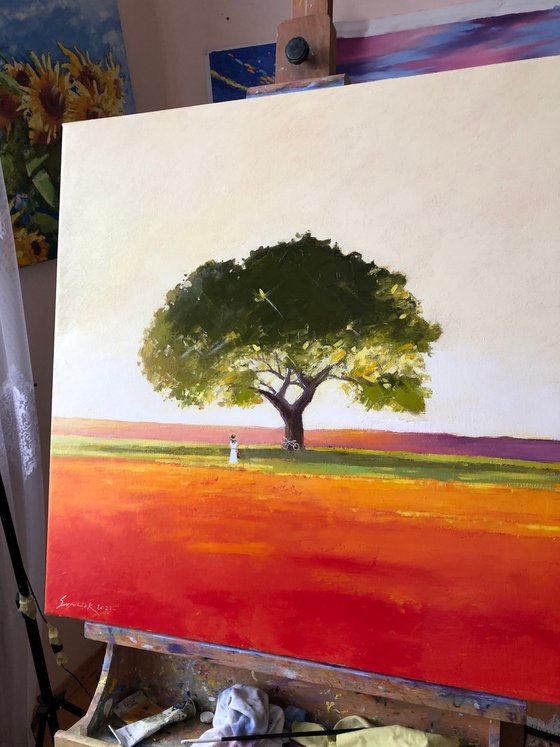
(182, 726, 366, 743)
(235, 726, 365, 741)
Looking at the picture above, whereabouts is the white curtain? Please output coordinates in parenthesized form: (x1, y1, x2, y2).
(0, 165, 46, 746)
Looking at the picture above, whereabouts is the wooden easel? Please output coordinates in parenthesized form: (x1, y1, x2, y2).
(247, 1, 346, 98)
(54, 5, 528, 745)
(56, 621, 526, 747)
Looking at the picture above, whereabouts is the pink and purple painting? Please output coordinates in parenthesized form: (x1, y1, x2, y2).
(209, 7, 560, 101)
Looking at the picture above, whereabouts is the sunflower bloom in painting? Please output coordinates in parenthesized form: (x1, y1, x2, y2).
(101, 52, 125, 115)
(66, 82, 115, 121)
(58, 43, 106, 93)
(4, 59, 33, 88)
(0, 60, 31, 133)
(0, 87, 19, 133)
(12, 219, 50, 266)
(19, 52, 70, 144)
(58, 42, 124, 119)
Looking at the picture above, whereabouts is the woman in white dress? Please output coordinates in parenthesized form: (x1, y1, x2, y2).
(229, 433, 238, 464)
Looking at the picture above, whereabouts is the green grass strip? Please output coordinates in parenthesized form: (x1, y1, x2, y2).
(51, 435, 560, 490)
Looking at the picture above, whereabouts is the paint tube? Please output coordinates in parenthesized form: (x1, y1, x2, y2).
(109, 699, 196, 747)
(112, 690, 161, 723)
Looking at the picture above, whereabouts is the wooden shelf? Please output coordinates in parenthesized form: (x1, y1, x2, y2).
(54, 624, 526, 747)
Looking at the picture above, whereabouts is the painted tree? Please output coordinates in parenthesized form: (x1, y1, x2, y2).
(139, 234, 442, 448)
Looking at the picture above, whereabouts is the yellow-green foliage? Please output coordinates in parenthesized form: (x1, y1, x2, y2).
(139, 234, 442, 432)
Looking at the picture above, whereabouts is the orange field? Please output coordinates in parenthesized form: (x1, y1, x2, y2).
(46, 456, 560, 702)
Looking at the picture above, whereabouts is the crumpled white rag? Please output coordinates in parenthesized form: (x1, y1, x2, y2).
(200, 685, 285, 747)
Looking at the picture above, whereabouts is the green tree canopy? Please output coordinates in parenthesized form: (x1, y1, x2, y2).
(139, 234, 442, 447)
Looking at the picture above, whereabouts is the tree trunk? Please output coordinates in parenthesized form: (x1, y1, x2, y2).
(258, 375, 324, 450)
(282, 408, 305, 449)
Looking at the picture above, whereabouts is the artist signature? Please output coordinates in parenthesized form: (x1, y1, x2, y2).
(57, 595, 114, 618)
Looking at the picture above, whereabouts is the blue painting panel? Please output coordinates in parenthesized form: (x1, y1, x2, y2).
(209, 44, 276, 102)
(0, 0, 134, 112)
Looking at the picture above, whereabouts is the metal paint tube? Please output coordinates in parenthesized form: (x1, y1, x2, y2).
(109, 699, 196, 746)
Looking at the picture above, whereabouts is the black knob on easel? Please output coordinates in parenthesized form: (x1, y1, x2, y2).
(285, 36, 310, 65)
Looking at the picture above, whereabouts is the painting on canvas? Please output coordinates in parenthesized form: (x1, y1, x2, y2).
(0, 0, 133, 266)
(209, 7, 560, 101)
(46, 56, 560, 702)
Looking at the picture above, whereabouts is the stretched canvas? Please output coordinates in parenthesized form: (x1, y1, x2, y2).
(46, 56, 560, 703)
(0, 0, 133, 266)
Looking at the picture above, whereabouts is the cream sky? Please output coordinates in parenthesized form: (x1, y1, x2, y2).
(53, 56, 560, 439)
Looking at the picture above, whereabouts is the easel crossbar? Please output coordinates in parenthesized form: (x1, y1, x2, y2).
(84, 623, 525, 724)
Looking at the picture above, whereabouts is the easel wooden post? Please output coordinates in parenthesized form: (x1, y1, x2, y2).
(53, 5, 530, 746)
(247, 0, 346, 98)
(275, 0, 336, 84)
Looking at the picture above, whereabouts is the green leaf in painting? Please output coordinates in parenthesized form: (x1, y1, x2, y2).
(32, 168, 57, 208)
(25, 152, 50, 178)
(1, 153, 21, 194)
(29, 212, 58, 235)
(393, 379, 426, 414)
(0, 70, 21, 94)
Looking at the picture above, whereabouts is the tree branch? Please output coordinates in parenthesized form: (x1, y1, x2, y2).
(292, 382, 318, 411)
(252, 387, 292, 415)
(255, 367, 285, 381)
(288, 364, 336, 412)
(253, 357, 301, 397)
(329, 373, 359, 384)
(256, 353, 284, 380)
(311, 364, 335, 387)
(255, 376, 276, 393)
(277, 367, 292, 399)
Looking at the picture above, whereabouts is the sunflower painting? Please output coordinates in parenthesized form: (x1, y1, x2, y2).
(0, 0, 133, 266)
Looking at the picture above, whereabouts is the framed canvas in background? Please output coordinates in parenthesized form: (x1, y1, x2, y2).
(0, 0, 133, 267)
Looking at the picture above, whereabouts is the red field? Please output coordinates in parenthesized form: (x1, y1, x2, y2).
(46, 455, 560, 702)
